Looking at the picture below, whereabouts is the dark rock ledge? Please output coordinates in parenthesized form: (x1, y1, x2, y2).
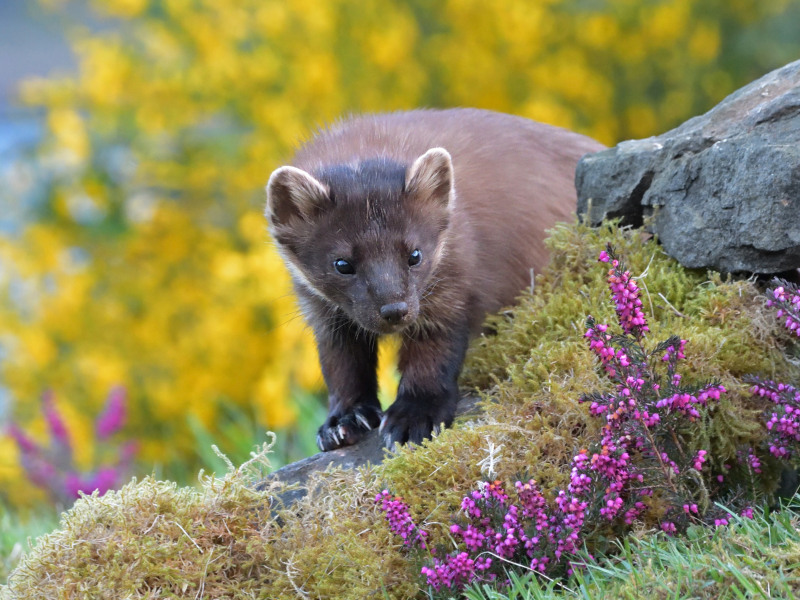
(259, 395, 481, 505)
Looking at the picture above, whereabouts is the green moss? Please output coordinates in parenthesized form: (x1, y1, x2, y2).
(3, 221, 799, 599)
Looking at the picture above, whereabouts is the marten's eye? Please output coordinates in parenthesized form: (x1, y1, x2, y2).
(408, 249, 422, 267)
(334, 259, 355, 275)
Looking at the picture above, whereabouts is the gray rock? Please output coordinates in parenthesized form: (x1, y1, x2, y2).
(259, 395, 481, 506)
(577, 59, 800, 274)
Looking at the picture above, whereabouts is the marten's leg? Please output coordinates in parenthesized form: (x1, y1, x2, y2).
(381, 322, 469, 449)
(314, 312, 381, 451)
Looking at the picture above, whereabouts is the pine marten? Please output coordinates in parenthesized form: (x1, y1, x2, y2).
(265, 108, 604, 451)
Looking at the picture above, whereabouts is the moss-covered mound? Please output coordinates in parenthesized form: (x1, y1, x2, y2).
(3, 222, 798, 599)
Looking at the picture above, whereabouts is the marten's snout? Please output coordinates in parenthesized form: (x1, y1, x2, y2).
(380, 302, 409, 325)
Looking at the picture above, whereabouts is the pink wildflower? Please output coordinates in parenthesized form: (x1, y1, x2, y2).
(7, 423, 38, 454)
(42, 391, 70, 450)
(375, 490, 427, 548)
(96, 386, 127, 439)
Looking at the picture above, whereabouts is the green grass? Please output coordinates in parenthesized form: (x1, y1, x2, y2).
(0, 506, 60, 585)
(146, 389, 327, 486)
(463, 502, 800, 600)
(186, 389, 326, 477)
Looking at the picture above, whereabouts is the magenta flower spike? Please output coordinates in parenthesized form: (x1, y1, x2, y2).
(7, 423, 39, 454)
(600, 245, 649, 338)
(96, 385, 127, 439)
(375, 490, 427, 548)
(42, 390, 71, 451)
(749, 376, 800, 460)
(64, 467, 120, 499)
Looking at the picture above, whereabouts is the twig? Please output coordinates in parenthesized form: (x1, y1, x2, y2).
(195, 548, 217, 599)
(173, 520, 203, 554)
(474, 551, 576, 593)
(658, 293, 687, 318)
(141, 514, 162, 535)
(670, 427, 686, 461)
(284, 555, 311, 599)
(634, 252, 656, 280)
(640, 279, 656, 323)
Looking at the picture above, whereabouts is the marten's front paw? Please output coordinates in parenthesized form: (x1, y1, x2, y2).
(380, 395, 456, 450)
(316, 404, 383, 451)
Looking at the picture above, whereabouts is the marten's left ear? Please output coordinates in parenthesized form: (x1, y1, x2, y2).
(405, 148, 454, 210)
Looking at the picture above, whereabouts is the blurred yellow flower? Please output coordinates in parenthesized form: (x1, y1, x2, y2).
(47, 109, 90, 163)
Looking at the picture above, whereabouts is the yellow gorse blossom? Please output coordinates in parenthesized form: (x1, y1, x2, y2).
(0, 0, 797, 506)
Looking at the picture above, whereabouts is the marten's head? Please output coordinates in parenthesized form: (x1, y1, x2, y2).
(266, 148, 453, 334)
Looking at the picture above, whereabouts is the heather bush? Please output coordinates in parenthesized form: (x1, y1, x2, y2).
(378, 244, 787, 596)
(462, 504, 800, 599)
(748, 279, 800, 463)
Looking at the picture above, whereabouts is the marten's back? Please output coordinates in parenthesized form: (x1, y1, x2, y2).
(292, 109, 605, 323)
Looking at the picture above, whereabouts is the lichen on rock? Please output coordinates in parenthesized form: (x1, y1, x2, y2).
(3, 221, 798, 600)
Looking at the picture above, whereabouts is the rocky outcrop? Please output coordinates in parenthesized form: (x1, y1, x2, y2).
(577, 60, 800, 274)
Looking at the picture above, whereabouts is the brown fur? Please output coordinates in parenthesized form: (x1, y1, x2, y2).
(265, 108, 604, 451)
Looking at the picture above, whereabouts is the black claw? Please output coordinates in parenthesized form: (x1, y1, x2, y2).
(380, 392, 456, 450)
(317, 404, 383, 451)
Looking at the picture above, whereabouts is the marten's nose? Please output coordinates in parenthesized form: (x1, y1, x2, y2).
(380, 302, 409, 325)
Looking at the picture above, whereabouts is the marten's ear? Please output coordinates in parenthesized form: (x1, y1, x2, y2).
(405, 148, 454, 210)
(266, 166, 331, 227)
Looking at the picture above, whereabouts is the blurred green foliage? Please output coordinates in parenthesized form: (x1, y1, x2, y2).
(0, 504, 59, 585)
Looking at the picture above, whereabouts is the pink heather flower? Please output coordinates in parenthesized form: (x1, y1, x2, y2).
(421, 552, 490, 592)
(483, 480, 510, 504)
(452, 524, 486, 552)
(604, 259, 649, 335)
(7, 423, 38, 454)
(461, 495, 481, 519)
(769, 283, 800, 338)
(661, 521, 677, 535)
(89, 467, 119, 496)
(64, 467, 119, 499)
(375, 490, 427, 548)
(64, 473, 84, 499)
(96, 386, 127, 439)
(714, 517, 729, 527)
(11, 388, 136, 506)
(750, 376, 800, 461)
(693, 450, 708, 471)
(747, 451, 762, 474)
(598, 250, 610, 263)
(22, 455, 58, 488)
(740, 507, 754, 519)
(42, 391, 70, 449)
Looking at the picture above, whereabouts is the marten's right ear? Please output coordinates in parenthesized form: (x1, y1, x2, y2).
(266, 166, 331, 227)
(405, 148, 454, 211)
